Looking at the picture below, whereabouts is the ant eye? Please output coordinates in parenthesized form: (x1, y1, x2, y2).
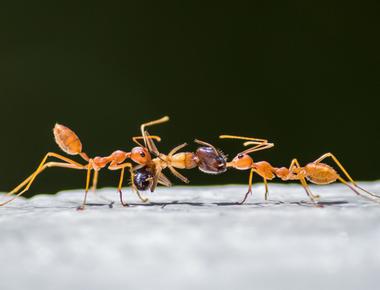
(140, 152, 145, 157)
(237, 154, 243, 159)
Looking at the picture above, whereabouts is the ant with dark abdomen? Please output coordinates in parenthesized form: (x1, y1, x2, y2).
(0, 117, 169, 209)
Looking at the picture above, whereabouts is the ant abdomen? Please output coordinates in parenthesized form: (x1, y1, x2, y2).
(53, 123, 83, 155)
(195, 147, 227, 174)
(304, 163, 338, 185)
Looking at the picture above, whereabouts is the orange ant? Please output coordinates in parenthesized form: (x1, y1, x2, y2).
(0, 117, 169, 209)
(221, 135, 380, 205)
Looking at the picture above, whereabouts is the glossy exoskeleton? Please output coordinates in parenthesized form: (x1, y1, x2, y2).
(133, 167, 154, 191)
(195, 146, 227, 174)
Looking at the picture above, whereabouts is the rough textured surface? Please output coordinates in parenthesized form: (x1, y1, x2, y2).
(1, 183, 380, 290)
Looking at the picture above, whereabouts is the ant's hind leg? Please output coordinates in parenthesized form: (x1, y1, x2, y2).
(313, 153, 380, 200)
(9, 152, 85, 197)
(298, 177, 321, 205)
(313, 153, 357, 185)
(77, 165, 92, 210)
(289, 159, 320, 202)
(1, 161, 85, 206)
(337, 177, 380, 203)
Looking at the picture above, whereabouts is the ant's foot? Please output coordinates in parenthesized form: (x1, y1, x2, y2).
(310, 199, 323, 208)
(313, 194, 321, 201)
(238, 191, 252, 205)
(76, 205, 85, 211)
(108, 202, 114, 208)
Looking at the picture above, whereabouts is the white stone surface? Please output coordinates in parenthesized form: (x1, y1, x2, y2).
(1, 182, 380, 290)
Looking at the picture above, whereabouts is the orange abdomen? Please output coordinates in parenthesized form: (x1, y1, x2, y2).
(170, 152, 197, 169)
(53, 123, 83, 155)
(304, 163, 338, 184)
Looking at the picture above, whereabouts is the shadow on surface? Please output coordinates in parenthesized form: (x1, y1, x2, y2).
(79, 199, 350, 209)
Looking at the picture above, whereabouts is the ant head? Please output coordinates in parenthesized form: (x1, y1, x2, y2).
(131, 147, 152, 164)
(196, 146, 227, 174)
(228, 153, 253, 170)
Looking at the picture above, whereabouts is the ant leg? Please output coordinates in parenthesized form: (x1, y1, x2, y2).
(77, 165, 92, 210)
(337, 177, 380, 203)
(168, 166, 189, 183)
(313, 153, 357, 185)
(239, 168, 256, 204)
(168, 143, 188, 157)
(91, 170, 99, 192)
(118, 167, 129, 207)
(264, 178, 269, 200)
(167, 143, 190, 182)
(157, 173, 172, 187)
(1, 162, 85, 206)
(133, 187, 149, 203)
(121, 164, 149, 206)
(298, 177, 320, 204)
(313, 152, 380, 199)
(112, 163, 149, 205)
(6, 153, 85, 197)
(289, 159, 320, 203)
(10, 152, 85, 197)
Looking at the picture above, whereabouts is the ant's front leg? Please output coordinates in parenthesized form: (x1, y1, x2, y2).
(238, 168, 257, 204)
(264, 178, 269, 200)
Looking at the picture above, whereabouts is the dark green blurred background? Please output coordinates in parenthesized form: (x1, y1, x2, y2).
(0, 1, 379, 196)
